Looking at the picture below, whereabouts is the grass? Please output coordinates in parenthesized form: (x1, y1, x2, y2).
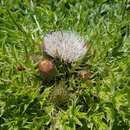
(0, 0, 130, 130)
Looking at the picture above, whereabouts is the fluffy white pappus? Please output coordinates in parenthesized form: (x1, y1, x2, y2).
(43, 31, 87, 63)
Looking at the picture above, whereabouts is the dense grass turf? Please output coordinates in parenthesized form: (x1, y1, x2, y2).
(0, 0, 130, 130)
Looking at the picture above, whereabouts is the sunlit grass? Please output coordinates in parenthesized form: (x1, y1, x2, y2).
(0, 0, 130, 130)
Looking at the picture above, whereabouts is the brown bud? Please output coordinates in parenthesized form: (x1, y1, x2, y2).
(38, 59, 57, 80)
(78, 70, 93, 79)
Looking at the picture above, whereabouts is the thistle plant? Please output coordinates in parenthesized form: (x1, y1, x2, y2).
(39, 31, 89, 81)
(38, 31, 88, 108)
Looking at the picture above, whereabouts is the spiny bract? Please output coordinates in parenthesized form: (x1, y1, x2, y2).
(43, 31, 87, 63)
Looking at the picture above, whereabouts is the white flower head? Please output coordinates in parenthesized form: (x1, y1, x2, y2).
(43, 31, 87, 63)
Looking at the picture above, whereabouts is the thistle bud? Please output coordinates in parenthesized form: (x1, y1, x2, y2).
(49, 82, 69, 106)
(78, 70, 93, 80)
(38, 59, 57, 81)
